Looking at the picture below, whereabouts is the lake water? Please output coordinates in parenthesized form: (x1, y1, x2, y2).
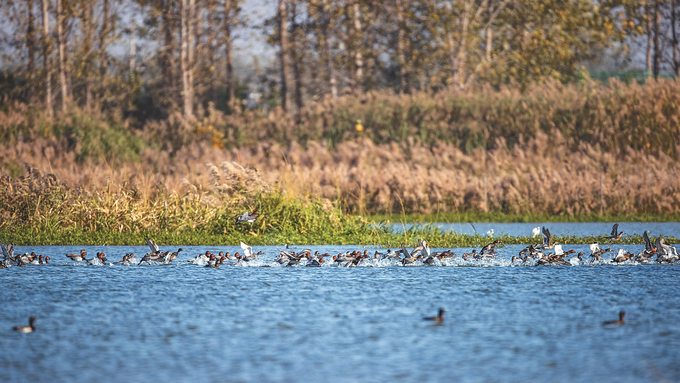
(394, 221, 680, 237)
(2, 243, 680, 382)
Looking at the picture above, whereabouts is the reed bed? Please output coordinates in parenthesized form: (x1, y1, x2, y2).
(1, 80, 679, 229)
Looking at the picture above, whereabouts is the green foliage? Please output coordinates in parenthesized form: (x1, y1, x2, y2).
(49, 112, 147, 163)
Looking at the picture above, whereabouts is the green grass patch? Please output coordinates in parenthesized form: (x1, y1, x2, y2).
(2, 226, 675, 248)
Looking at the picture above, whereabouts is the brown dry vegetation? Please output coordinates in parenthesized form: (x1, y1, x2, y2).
(1, 80, 680, 219)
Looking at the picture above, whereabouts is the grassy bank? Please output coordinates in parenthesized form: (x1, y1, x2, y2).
(3, 163, 677, 247)
(2, 226, 675, 248)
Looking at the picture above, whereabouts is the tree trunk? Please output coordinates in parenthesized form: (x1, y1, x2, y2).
(57, 0, 68, 112)
(353, 1, 363, 90)
(99, 0, 110, 90)
(161, 0, 175, 105)
(84, 2, 94, 109)
(321, 0, 336, 98)
(27, 0, 36, 85)
(395, 0, 406, 92)
(653, 2, 661, 79)
(672, 0, 679, 77)
(180, 0, 193, 117)
(41, 0, 52, 117)
(129, 22, 136, 78)
(290, 0, 303, 112)
(278, 0, 289, 111)
(188, 0, 195, 113)
(455, 1, 471, 88)
(646, 9, 652, 77)
(225, 0, 235, 111)
(485, 27, 492, 61)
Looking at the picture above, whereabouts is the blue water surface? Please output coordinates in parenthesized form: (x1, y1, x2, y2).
(392, 221, 680, 237)
(2, 243, 680, 382)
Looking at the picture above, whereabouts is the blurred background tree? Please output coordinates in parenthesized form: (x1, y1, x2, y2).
(0, 0, 678, 118)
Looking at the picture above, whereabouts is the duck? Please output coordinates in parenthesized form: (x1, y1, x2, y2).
(13, 317, 37, 333)
(462, 249, 478, 260)
(607, 223, 625, 241)
(306, 258, 324, 267)
(568, 252, 583, 265)
(163, 248, 183, 264)
(29, 253, 41, 265)
(611, 249, 634, 263)
(236, 211, 259, 224)
(188, 252, 208, 264)
(87, 252, 107, 265)
(635, 231, 657, 262)
(603, 311, 625, 326)
(480, 239, 502, 257)
(422, 255, 439, 266)
(589, 243, 613, 262)
(537, 227, 558, 250)
(237, 241, 261, 263)
(401, 254, 422, 266)
(655, 236, 679, 263)
(423, 308, 445, 323)
(205, 255, 220, 268)
(113, 253, 135, 265)
(65, 249, 88, 261)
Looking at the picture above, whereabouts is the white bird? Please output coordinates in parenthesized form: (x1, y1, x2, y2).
(553, 244, 564, 256)
(531, 227, 541, 238)
(240, 241, 253, 258)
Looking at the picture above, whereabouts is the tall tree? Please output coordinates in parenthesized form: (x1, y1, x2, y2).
(57, 0, 69, 112)
(224, 0, 236, 111)
(180, 0, 193, 116)
(672, 0, 680, 76)
(290, 0, 303, 112)
(41, 0, 52, 116)
(653, 1, 661, 78)
(27, 0, 36, 99)
(352, 1, 363, 89)
(278, 0, 289, 111)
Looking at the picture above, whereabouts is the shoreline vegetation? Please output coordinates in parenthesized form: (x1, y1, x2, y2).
(2, 81, 680, 246)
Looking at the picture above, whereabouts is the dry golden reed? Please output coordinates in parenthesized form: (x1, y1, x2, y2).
(1, 79, 679, 217)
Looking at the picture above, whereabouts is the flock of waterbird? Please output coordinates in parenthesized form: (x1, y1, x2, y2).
(2, 224, 678, 269)
(4, 222, 675, 330)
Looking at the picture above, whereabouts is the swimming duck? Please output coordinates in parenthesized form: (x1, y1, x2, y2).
(589, 243, 613, 262)
(29, 253, 41, 265)
(423, 308, 445, 323)
(306, 258, 324, 267)
(13, 317, 37, 333)
(607, 223, 625, 241)
(238, 242, 261, 263)
(480, 239, 502, 256)
(114, 253, 135, 265)
(611, 249, 634, 263)
(655, 236, 679, 263)
(568, 252, 583, 265)
(65, 250, 87, 261)
(603, 311, 625, 326)
(401, 254, 422, 266)
(462, 250, 478, 259)
(163, 248, 183, 264)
